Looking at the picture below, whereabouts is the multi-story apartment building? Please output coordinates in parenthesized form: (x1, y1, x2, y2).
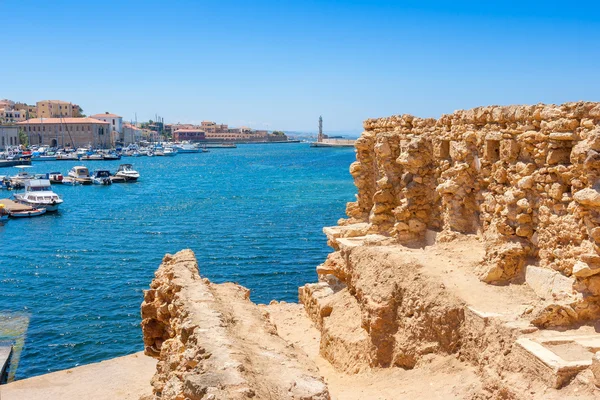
(17, 117, 111, 148)
(14, 103, 37, 119)
(0, 108, 26, 123)
(36, 100, 75, 118)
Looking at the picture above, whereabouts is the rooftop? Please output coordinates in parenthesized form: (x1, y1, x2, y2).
(90, 113, 123, 118)
(37, 100, 72, 104)
(17, 117, 110, 125)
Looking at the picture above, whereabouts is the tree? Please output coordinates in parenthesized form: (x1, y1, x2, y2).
(272, 130, 285, 136)
(18, 128, 29, 147)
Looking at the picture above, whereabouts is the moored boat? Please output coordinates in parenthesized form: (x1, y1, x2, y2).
(68, 166, 93, 185)
(115, 164, 139, 182)
(10, 207, 47, 218)
(48, 172, 64, 184)
(61, 177, 81, 186)
(91, 170, 113, 185)
(13, 179, 63, 212)
(163, 147, 177, 156)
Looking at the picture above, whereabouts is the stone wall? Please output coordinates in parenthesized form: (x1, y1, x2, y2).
(342, 102, 600, 325)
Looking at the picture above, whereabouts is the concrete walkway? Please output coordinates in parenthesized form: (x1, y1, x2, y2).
(0, 352, 155, 400)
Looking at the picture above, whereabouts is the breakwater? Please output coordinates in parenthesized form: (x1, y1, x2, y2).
(0, 143, 356, 379)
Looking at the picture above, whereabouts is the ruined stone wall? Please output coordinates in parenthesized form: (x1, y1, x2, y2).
(141, 250, 330, 400)
(342, 102, 600, 323)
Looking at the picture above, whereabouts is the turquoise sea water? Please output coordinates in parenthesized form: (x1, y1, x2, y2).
(0, 143, 356, 380)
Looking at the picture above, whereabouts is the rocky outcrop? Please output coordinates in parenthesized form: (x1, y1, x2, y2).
(141, 250, 329, 400)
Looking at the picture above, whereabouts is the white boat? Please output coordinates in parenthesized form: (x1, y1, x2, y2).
(10, 207, 47, 218)
(62, 177, 81, 186)
(115, 164, 139, 182)
(163, 147, 177, 156)
(13, 179, 63, 212)
(80, 154, 104, 161)
(174, 144, 200, 153)
(56, 152, 79, 160)
(91, 170, 112, 185)
(68, 166, 92, 185)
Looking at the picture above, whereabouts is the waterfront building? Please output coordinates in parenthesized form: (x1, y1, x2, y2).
(36, 100, 75, 118)
(17, 117, 110, 148)
(90, 113, 123, 136)
(171, 121, 279, 142)
(173, 129, 206, 142)
(0, 125, 19, 150)
(122, 123, 143, 145)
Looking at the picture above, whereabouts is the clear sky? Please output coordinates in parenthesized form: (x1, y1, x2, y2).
(1, 0, 599, 132)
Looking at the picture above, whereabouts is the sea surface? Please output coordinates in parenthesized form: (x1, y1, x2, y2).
(0, 143, 357, 380)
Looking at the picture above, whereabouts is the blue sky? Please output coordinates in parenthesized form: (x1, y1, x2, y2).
(1, 1, 599, 132)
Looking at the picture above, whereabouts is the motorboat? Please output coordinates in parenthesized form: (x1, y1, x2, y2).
(48, 172, 64, 184)
(91, 170, 112, 185)
(10, 207, 47, 218)
(79, 153, 103, 161)
(174, 144, 200, 153)
(10, 166, 35, 188)
(110, 175, 127, 183)
(13, 179, 63, 212)
(68, 166, 92, 185)
(163, 147, 177, 156)
(102, 153, 121, 160)
(115, 164, 139, 182)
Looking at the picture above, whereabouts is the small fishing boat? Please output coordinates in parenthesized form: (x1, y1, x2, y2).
(10, 207, 47, 218)
(115, 164, 139, 182)
(91, 170, 112, 185)
(13, 179, 63, 212)
(68, 166, 93, 185)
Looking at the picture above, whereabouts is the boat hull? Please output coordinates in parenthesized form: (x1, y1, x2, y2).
(10, 208, 47, 218)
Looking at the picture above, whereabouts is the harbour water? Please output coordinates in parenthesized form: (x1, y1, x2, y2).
(0, 143, 356, 380)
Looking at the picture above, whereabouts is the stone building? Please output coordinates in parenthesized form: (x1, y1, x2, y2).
(122, 123, 142, 145)
(172, 129, 205, 142)
(17, 117, 110, 148)
(0, 125, 19, 150)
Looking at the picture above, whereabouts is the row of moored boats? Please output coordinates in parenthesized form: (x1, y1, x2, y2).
(0, 164, 140, 222)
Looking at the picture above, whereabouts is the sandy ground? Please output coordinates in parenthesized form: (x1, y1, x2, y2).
(0, 351, 155, 400)
(266, 302, 483, 400)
